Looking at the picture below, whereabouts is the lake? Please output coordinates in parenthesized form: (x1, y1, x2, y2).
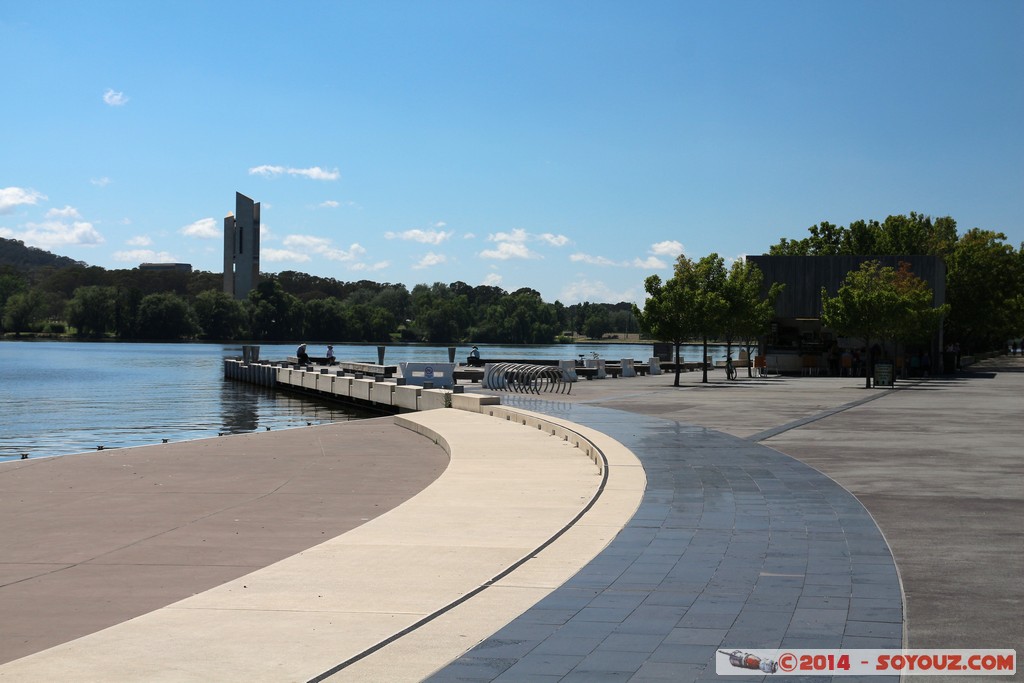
(0, 340, 730, 461)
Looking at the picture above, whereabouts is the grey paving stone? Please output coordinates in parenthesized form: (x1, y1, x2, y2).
(430, 401, 903, 681)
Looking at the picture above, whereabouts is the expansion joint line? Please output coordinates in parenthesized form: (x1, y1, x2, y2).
(746, 387, 897, 443)
(306, 420, 612, 683)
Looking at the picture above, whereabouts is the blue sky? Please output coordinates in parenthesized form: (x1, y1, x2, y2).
(2, 1, 1021, 305)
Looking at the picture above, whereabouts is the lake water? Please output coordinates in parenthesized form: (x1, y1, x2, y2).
(0, 340, 729, 461)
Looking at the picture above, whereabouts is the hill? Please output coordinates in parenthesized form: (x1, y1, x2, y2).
(0, 237, 88, 272)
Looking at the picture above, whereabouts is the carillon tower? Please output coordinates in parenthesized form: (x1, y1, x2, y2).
(223, 192, 260, 299)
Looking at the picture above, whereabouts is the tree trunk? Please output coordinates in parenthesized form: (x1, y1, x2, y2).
(674, 341, 682, 387)
(701, 336, 709, 383)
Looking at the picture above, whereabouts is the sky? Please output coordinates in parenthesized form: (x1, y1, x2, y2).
(2, 1, 1022, 305)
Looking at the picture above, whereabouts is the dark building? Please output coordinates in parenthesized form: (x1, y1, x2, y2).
(745, 255, 946, 374)
(139, 262, 192, 273)
(223, 192, 260, 300)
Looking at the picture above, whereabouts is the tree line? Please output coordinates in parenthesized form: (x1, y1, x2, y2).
(3, 212, 1021, 354)
(633, 213, 1022, 385)
(0, 257, 637, 343)
(768, 213, 1024, 353)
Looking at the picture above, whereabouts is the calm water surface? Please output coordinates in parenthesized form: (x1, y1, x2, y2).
(0, 340, 726, 461)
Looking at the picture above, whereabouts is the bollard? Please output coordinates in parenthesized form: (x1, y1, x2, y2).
(377, 345, 386, 365)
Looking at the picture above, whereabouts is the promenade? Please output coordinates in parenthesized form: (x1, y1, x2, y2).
(1, 355, 1020, 681)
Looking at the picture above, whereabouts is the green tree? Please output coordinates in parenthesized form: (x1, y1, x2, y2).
(135, 292, 199, 339)
(634, 272, 692, 386)
(3, 289, 43, 333)
(194, 289, 248, 340)
(583, 308, 611, 339)
(821, 261, 942, 388)
(247, 279, 304, 340)
(65, 285, 116, 337)
(634, 253, 728, 385)
(944, 229, 1019, 351)
(722, 261, 783, 378)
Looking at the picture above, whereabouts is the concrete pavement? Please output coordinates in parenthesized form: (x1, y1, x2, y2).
(1, 355, 1020, 681)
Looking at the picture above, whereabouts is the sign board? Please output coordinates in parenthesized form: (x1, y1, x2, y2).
(873, 361, 894, 388)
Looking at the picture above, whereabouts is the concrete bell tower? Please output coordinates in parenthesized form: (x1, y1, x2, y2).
(223, 192, 260, 300)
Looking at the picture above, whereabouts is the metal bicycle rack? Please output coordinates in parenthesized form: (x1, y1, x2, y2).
(482, 363, 573, 395)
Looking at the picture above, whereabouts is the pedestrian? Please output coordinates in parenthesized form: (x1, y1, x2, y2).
(326, 344, 335, 364)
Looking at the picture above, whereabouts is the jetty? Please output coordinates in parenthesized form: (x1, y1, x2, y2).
(224, 347, 669, 412)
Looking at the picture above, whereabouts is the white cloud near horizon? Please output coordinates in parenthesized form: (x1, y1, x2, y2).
(350, 260, 389, 272)
(0, 216, 104, 249)
(632, 256, 668, 269)
(385, 227, 454, 245)
(180, 217, 219, 239)
(480, 227, 570, 261)
(481, 272, 503, 287)
(113, 249, 176, 263)
(283, 234, 368, 264)
(560, 278, 638, 305)
(103, 89, 129, 106)
(249, 165, 340, 181)
(262, 248, 312, 263)
(650, 240, 685, 257)
(570, 253, 616, 266)
(0, 187, 47, 214)
(413, 252, 447, 269)
(126, 235, 152, 246)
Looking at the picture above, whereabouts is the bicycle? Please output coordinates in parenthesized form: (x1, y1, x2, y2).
(725, 355, 737, 381)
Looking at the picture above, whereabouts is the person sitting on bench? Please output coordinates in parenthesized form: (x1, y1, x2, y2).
(296, 343, 309, 365)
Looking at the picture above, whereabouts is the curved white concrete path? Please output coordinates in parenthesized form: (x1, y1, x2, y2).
(0, 409, 644, 682)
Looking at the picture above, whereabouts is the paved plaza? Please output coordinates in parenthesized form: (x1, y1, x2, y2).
(0, 355, 1020, 681)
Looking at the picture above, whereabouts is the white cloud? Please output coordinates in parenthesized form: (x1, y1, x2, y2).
(283, 234, 332, 250)
(249, 165, 285, 176)
(320, 243, 367, 262)
(489, 228, 529, 243)
(0, 187, 47, 214)
(180, 217, 219, 239)
(479, 227, 568, 260)
(479, 241, 537, 260)
(570, 252, 616, 266)
(262, 248, 311, 263)
(126, 235, 152, 246)
(249, 165, 340, 181)
(114, 249, 176, 263)
(559, 279, 638, 305)
(282, 234, 367, 263)
(350, 260, 390, 272)
(569, 251, 668, 269)
(650, 240, 684, 257)
(90, 177, 112, 187)
(46, 206, 82, 219)
(413, 252, 447, 269)
(103, 89, 129, 106)
(539, 233, 570, 247)
(318, 200, 340, 208)
(0, 218, 104, 248)
(385, 228, 454, 245)
(632, 256, 667, 269)
(481, 273, 503, 287)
